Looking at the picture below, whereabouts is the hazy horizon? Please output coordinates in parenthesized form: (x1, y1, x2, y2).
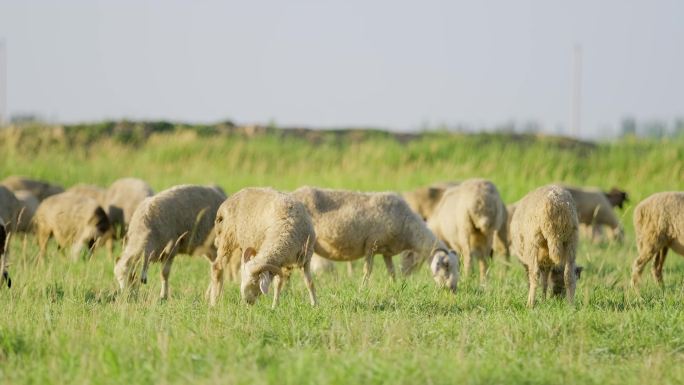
(1, 1, 682, 137)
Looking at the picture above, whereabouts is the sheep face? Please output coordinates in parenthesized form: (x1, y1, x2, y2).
(240, 247, 274, 305)
(430, 249, 459, 293)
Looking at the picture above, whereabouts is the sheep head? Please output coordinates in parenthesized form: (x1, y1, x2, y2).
(430, 248, 459, 293)
(240, 247, 282, 305)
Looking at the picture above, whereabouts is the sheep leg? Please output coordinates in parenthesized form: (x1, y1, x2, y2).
(383, 255, 396, 281)
(362, 254, 373, 286)
(463, 253, 472, 279)
(37, 231, 49, 262)
(69, 242, 84, 262)
(631, 244, 658, 288)
(347, 262, 353, 277)
(208, 259, 225, 306)
(271, 275, 284, 309)
(159, 256, 175, 300)
(564, 259, 577, 304)
(540, 268, 550, 300)
(527, 262, 539, 308)
(301, 262, 317, 306)
(477, 254, 488, 286)
(652, 247, 668, 288)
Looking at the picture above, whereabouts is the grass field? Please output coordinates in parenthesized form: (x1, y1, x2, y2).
(1, 126, 684, 385)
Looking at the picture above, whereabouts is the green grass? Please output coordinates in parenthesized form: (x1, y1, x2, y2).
(1, 127, 684, 384)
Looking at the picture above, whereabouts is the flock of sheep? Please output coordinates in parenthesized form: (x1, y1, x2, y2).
(0, 174, 682, 308)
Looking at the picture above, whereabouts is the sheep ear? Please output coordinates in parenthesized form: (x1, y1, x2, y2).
(242, 247, 256, 264)
(259, 272, 272, 294)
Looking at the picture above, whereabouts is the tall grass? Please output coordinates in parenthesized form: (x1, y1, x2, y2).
(1, 127, 683, 384)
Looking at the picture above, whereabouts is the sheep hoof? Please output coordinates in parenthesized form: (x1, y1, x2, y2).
(141, 277, 147, 284)
(2, 272, 10, 288)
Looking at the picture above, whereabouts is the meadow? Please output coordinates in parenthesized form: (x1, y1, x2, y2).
(1, 123, 684, 385)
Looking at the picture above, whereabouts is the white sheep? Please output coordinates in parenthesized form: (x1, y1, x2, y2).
(210, 187, 317, 308)
(402, 181, 459, 220)
(427, 179, 506, 285)
(0, 176, 64, 201)
(510, 185, 579, 307)
(33, 192, 112, 261)
(562, 185, 623, 243)
(0, 217, 10, 288)
(630, 191, 684, 288)
(113, 184, 226, 299)
(103, 177, 154, 234)
(291, 186, 459, 292)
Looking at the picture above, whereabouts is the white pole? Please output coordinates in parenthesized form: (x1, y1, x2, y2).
(571, 44, 582, 138)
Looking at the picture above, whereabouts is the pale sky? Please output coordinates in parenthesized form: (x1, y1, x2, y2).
(0, 0, 682, 137)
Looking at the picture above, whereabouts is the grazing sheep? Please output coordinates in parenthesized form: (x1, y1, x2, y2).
(210, 187, 317, 308)
(67, 184, 107, 204)
(427, 179, 506, 285)
(113, 185, 226, 299)
(291, 186, 459, 292)
(34, 192, 112, 261)
(402, 181, 459, 220)
(103, 177, 154, 234)
(0, 176, 64, 201)
(12, 190, 40, 232)
(0, 186, 22, 232)
(0, 217, 10, 288)
(631, 192, 684, 288)
(563, 185, 623, 243)
(604, 187, 629, 209)
(510, 185, 579, 307)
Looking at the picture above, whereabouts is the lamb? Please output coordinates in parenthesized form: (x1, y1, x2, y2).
(209, 187, 317, 308)
(291, 186, 459, 292)
(427, 179, 506, 285)
(630, 192, 684, 288)
(509, 185, 579, 307)
(563, 185, 623, 243)
(33, 192, 112, 261)
(103, 177, 155, 235)
(113, 185, 226, 299)
(0, 176, 64, 201)
(0, 217, 10, 288)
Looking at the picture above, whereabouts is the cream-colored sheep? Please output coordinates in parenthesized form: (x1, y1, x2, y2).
(630, 192, 684, 288)
(103, 177, 154, 233)
(67, 184, 107, 204)
(0, 176, 64, 201)
(563, 185, 623, 243)
(34, 192, 112, 261)
(0, 217, 10, 288)
(113, 185, 225, 299)
(427, 179, 506, 285)
(510, 185, 579, 307)
(292, 186, 459, 292)
(493, 203, 516, 260)
(210, 187, 317, 308)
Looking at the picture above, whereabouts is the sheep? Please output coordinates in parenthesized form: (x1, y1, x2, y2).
(630, 192, 684, 288)
(0, 186, 22, 232)
(604, 187, 629, 209)
(509, 185, 579, 307)
(402, 181, 459, 221)
(33, 192, 112, 261)
(103, 177, 155, 235)
(0, 217, 10, 288)
(67, 184, 107, 204)
(12, 190, 40, 232)
(209, 187, 317, 308)
(427, 179, 506, 285)
(563, 185, 623, 243)
(310, 254, 337, 275)
(291, 186, 459, 292)
(0, 176, 64, 201)
(493, 203, 516, 260)
(113, 185, 226, 300)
